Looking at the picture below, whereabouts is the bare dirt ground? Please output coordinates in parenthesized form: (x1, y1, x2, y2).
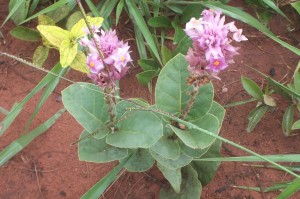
(1, 1, 300, 198)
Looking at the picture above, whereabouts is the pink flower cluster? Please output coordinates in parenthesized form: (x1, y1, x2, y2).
(184, 9, 247, 75)
(80, 29, 132, 88)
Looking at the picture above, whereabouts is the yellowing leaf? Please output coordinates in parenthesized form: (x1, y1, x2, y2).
(71, 16, 104, 39)
(37, 25, 70, 48)
(70, 51, 89, 73)
(60, 39, 78, 68)
(38, 15, 55, 25)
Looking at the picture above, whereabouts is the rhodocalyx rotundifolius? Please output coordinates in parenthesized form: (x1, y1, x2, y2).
(61, 9, 246, 199)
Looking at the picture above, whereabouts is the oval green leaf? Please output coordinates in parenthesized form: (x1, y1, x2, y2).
(124, 149, 155, 172)
(282, 105, 294, 136)
(157, 163, 182, 193)
(106, 110, 163, 148)
(10, 26, 41, 42)
(78, 130, 128, 163)
(61, 82, 109, 133)
(169, 114, 219, 149)
(160, 165, 202, 199)
(241, 76, 264, 101)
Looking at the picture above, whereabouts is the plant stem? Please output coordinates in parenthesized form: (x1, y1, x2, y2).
(77, 0, 116, 125)
(180, 85, 199, 119)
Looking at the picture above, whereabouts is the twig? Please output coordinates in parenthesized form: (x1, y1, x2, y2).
(125, 175, 144, 199)
(35, 164, 45, 199)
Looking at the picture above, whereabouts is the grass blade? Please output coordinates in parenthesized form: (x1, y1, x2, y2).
(0, 107, 10, 116)
(0, 62, 63, 136)
(224, 98, 257, 108)
(276, 178, 300, 199)
(234, 182, 290, 193)
(1, 0, 25, 28)
(28, 0, 41, 16)
(0, 109, 65, 166)
(194, 154, 300, 162)
(125, 0, 162, 65)
(19, 0, 69, 25)
(25, 66, 68, 129)
(261, 0, 291, 23)
(80, 155, 132, 199)
(85, 0, 119, 31)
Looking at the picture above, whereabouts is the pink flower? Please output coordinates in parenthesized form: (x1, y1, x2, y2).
(79, 28, 131, 88)
(184, 9, 247, 75)
(110, 45, 132, 72)
(206, 57, 228, 72)
(87, 53, 104, 73)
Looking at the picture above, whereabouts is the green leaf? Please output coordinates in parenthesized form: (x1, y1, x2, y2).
(241, 76, 264, 100)
(19, 0, 70, 25)
(291, 1, 300, 14)
(148, 16, 172, 28)
(59, 39, 78, 67)
(61, 82, 109, 133)
(70, 51, 89, 73)
(169, 114, 219, 149)
(28, 0, 39, 16)
(71, 17, 104, 39)
(10, 26, 41, 42)
(124, 149, 154, 172)
(46, 4, 70, 23)
(277, 178, 300, 199)
(192, 139, 222, 186)
(37, 25, 71, 48)
(125, 0, 162, 65)
(115, 0, 124, 25)
(261, 0, 290, 23)
(6, 0, 29, 25)
(160, 165, 201, 199)
(292, 119, 300, 130)
(157, 163, 182, 193)
(138, 59, 160, 71)
(80, 156, 131, 199)
(33, 45, 49, 68)
(78, 130, 128, 163)
(172, 35, 192, 56)
(161, 45, 173, 65)
(282, 105, 294, 136)
(0, 109, 65, 166)
(106, 110, 163, 148)
(156, 54, 213, 119)
(188, 83, 214, 120)
(150, 150, 192, 170)
(136, 70, 158, 85)
(247, 105, 269, 132)
(181, 4, 205, 24)
(150, 135, 180, 160)
(294, 72, 300, 94)
(38, 14, 55, 26)
(178, 141, 209, 158)
(208, 102, 225, 130)
(66, 11, 83, 30)
(172, 22, 186, 45)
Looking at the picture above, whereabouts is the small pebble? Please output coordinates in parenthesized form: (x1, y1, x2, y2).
(55, 95, 62, 102)
(222, 87, 228, 93)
